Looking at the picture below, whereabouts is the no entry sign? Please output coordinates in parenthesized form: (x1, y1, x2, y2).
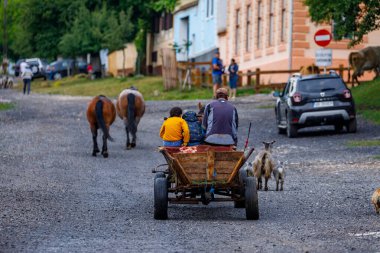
(314, 29, 332, 47)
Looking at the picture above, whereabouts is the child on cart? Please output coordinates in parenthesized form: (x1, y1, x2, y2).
(160, 107, 190, 147)
(182, 111, 204, 146)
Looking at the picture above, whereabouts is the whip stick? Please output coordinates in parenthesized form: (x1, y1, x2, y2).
(244, 122, 252, 152)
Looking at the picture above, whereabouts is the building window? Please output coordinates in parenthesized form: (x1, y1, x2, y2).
(257, 1, 262, 49)
(210, 0, 214, 16)
(206, 0, 214, 18)
(235, 9, 240, 55)
(152, 51, 158, 63)
(153, 15, 160, 33)
(281, 0, 286, 42)
(163, 12, 173, 30)
(206, 0, 209, 17)
(246, 5, 252, 52)
(269, 0, 274, 46)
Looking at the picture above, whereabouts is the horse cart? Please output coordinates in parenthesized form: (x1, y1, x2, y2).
(153, 145, 259, 220)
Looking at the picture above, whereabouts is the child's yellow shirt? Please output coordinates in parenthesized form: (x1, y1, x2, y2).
(159, 116, 190, 144)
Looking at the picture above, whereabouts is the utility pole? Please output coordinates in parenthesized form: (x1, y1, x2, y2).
(2, 0, 8, 75)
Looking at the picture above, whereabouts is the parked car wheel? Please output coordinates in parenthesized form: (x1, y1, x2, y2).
(334, 124, 343, 133)
(286, 114, 298, 138)
(347, 118, 357, 133)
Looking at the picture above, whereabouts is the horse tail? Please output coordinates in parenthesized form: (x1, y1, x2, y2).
(127, 93, 136, 133)
(95, 98, 114, 141)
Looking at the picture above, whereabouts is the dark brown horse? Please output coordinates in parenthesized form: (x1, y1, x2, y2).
(116, 88, 145, 150)
(86, 95, 116, 158)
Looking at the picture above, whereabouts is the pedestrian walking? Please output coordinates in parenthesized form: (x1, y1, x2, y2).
(22, 66, 33, 95)
(212, 51, 224, 98)
(228, 59, 239, 100)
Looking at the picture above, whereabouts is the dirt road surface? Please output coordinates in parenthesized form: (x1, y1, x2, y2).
(1, 90, 380, 252)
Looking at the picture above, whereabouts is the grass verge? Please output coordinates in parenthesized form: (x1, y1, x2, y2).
(351, 78, 380, 124)
(347, 140, 380, 147)
(24, 75, 256, 100)
(0, 102, 14, 111)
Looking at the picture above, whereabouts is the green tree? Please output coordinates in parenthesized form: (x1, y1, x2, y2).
(305, 0, 380, 47)
(103, 9, 134, 76)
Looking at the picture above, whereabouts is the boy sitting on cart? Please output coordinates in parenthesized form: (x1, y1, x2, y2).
(160, 107, 190, 147)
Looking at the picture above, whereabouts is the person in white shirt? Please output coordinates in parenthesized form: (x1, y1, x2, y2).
(20, 61, 28, 75)
(22, 66, 33, 95)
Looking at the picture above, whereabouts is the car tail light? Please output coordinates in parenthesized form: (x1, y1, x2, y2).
(292, 92, 302, 103)
(343, 89, 351, 99)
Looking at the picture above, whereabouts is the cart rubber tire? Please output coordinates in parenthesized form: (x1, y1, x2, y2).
(245, 177, 259, 220)
(154, 172, 165, 180)
(234, 169, 248, 208)
(154, 177, 168, 220)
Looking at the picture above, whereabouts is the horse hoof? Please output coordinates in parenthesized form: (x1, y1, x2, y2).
(94, 148, 100, 153)
(126, 146, 132, 150)
(92, 153, 97, 157)
(264, 187, 268, 191)
(131, 143, 136, 148)
(102, 152, 109, 158)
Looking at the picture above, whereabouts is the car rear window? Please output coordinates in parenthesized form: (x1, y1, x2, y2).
(298, 78, 346, 93)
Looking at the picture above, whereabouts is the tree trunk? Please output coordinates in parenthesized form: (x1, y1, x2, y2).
(122, 47, 126, 77)
(98, 52, 103, 78)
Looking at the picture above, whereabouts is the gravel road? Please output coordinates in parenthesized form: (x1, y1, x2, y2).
(1, 89, 380, 253)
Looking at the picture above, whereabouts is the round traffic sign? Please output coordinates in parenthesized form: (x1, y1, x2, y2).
(314, 29, 332, 47)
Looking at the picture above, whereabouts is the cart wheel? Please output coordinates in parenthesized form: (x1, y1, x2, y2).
(154, 177, 168, 220)
(245, 177, 259, 220)
(154, 172, 165, 180)
(234, 169, 248, 208)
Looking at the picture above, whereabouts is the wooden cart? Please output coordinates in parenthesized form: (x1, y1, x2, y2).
(153, 145, 258, 220)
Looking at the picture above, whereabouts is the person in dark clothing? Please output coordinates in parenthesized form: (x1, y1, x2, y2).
(182, 111, 205, 146)
(202, 88, 239, 146)
(212, 51, 224, 98)
(228, 59, 239, 100)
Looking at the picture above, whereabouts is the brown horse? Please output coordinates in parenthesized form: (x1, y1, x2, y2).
(116, 88, 145, 150)
(86, 95, 116, 158)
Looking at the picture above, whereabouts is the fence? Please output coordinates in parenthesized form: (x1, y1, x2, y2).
(167, 62, 368, 92)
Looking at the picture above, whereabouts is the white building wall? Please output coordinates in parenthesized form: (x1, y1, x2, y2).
(174, 0, 224, 62)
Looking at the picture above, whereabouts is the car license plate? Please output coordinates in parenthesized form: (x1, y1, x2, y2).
(314, 101, 334, 107)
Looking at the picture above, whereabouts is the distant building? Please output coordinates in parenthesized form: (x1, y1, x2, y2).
(108, 43, 138, 77)
(146, 11, 174, 75)
(173, 0, 227, 62)
(222, 0, 380, 84)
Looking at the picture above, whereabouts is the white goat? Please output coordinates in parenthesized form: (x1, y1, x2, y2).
(273, 161, 286, 191)
(252, 141, 276, 191)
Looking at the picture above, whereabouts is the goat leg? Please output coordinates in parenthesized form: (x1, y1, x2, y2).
(264, 178, 269, 191)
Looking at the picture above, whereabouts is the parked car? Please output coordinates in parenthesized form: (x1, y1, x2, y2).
(46, 59, 87, 80)
(14, 59, 25, 77)
(25, 58, 48, 80)
(274, 71, 357, 138)
(14, 58, 48, 80)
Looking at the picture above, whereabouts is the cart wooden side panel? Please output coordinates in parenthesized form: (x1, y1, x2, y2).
(172, 151, 244, 183)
